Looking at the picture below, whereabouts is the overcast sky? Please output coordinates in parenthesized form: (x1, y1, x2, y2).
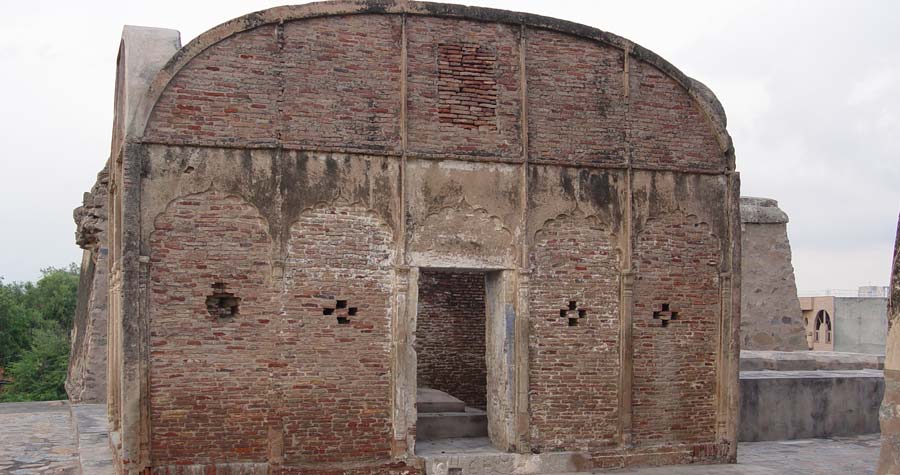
(1, 0, 898, 294)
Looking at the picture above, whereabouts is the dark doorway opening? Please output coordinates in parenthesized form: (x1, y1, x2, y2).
(415, 268, 488, 441)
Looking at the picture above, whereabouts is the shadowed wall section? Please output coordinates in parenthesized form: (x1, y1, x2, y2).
(416, 270, 488, 409)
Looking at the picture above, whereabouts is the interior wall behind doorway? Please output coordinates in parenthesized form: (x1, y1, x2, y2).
(415, 269, 488, 409)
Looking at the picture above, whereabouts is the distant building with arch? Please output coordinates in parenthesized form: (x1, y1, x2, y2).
(800, 294, 888, 353)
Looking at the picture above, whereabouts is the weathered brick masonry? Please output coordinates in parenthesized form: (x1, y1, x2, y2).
(407, 16, 521, 158)
(525, 29, 625, 166)
(528, 213, 620, 454)
(632, 212, 720, 446)
(99, 2, 740, 474)
(149, 192, 276, 464)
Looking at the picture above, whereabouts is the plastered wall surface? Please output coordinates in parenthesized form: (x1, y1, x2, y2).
(834, 297, 888, 354)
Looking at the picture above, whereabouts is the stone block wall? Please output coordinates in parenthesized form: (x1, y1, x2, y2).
(741, 369, 884, 442)
(66, 166, 109, 403)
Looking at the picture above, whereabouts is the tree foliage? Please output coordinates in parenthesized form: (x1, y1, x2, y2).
(0, 324, 70, 402)
(0, 265, 79, 402)
(0, 282, 32, 368)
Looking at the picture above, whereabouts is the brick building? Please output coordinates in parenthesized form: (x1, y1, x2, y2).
(96, 2, 740, 473)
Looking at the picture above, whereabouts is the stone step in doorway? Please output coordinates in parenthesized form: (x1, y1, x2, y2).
(416, 437, 589, 475)
(417, 387, 488, 441)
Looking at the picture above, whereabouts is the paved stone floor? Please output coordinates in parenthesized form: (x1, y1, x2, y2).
(0, 401, 112, 475)
(554, 434, 881, 474)
(0, 401, 882, 474)
(736, 434, 880, 475)
(0, 401, 79, 474)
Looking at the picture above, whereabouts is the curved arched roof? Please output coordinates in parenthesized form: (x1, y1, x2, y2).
(134, 0, 732, 157)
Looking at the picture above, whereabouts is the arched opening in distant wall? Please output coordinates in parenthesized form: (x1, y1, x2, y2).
(815, 310, 833, 343)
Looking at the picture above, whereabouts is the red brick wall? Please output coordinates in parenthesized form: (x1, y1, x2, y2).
(143, 18, 725, 171)
(281, 15, 402, 152)
(415, 270, 487, 409)
(139, 10, 732, 470)
(149, 191, 276, 465)
(526, 30, 626, 166)
(153, 463, 421, 475)
(528, 214, 621, 452)
(628, 60, 723, 171)
(278, 206, 396, 464)
(145, 25, 281, 146)
(146, 16, 403, 152)
(277, 462, 420, 475)
(149, 196, 399, 468)
(393, 16, 522, 159)
(436, 43, 499, 131)
(632, 213, 720, 445)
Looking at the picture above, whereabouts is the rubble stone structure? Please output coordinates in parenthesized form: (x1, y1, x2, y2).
(96, 2, 741, 473)
(878, 213, 900, 474)
(67, 166, 110, 403)
(739, 197, 806, 351)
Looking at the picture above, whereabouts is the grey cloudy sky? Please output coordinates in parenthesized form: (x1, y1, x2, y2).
(1, 0, 898, 294)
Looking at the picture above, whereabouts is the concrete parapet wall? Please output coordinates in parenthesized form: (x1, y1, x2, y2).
(741, 350, 885, 371)
(740, 369, 883, 442)
(833, 297, 888, 354)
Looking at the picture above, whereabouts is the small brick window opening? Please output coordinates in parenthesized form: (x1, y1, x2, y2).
(560, 300, 587, 327)
(206, 283, 240, 320)
(437, 43, 499, 130)
(652, 303, 679, 327)
(323, 299, 358, 325)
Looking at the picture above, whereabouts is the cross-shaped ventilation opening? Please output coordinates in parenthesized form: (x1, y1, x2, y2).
(205, 283, 240, 320)
(560, 300, 586, 326)
(652, 303, 679, 327)
(323, 299, 357, 325)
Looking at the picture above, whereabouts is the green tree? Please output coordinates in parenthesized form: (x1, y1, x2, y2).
(0, 265, 79, 401)
(0, 281, 33, 367)
(21, 264, 79, 329)
(0, 322, 70, 402)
